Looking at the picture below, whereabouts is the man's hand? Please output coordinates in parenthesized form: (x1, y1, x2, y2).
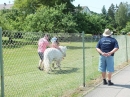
(102, 52, 111, 57)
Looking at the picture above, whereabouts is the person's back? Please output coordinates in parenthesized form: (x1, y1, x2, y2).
(97, 36, 118, 56)
(37, 34, 49, 70)
(38, 37, 49, 52)
(96, 29, 119, 85)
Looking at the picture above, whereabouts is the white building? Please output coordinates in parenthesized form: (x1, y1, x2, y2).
(0, 3, 13, 10)
(81, 6, 91, 14)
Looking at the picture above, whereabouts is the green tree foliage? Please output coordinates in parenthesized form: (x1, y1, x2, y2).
(102, 5, 107, 15)
(73, 13, 88, 33)
(38, 0, 75, 13)
(1, 1, 129, 35)
(121, 22, 130, 33)
(115, 2, 129, 29)
(101, 5, 109, 23)
(0, 9, 13, 30)
(0, 9, 26, 31)
(108, 4, 115, 20)
(127, 4, 130, 21)
(107, 4, 117, 29)
(87, 14, 107, 34)
(13, 0, 75, 14)
(23, 4, 76, 33)
(73, 12, 106, 34)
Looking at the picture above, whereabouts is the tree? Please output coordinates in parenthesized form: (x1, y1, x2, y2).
(13, 0, 75, 14)
(108, 4, 115, 20)
(121, 22, 130, 33)
(101, 5, 109, 22)
(72, 12, 87, 33)
(0, 9, 26, 31)
(13, 0, 36, 15)
(23, 4, 76, 33)
(87, 14, 107, 34)
(102, 5, 107, 15)
(115, 2, 129, 29)
(0, 9, 25, 43)
(107, 4, 117, 28)
(73, 12, 107, 34)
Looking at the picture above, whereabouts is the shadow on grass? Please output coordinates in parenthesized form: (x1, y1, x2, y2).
(51, 67, 79, 74)
(67, 46, 95, 50)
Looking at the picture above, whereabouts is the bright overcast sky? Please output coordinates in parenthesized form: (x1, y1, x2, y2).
(0, 0, 14, 4)
(0, 0, 129, 13)
(72, 0, 129, 13)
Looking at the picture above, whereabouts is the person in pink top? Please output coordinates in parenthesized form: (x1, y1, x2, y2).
(38, 34, 49, 70)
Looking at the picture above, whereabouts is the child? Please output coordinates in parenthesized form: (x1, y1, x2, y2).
(51, 37, 59, 49)
(51, 37, 66, 57)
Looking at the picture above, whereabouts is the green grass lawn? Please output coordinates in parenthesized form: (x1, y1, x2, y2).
(2, 35, 130, 97)
(2, 40, 101, 97)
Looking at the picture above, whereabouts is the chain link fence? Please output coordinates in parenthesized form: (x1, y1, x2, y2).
(0, 29, 130, 97)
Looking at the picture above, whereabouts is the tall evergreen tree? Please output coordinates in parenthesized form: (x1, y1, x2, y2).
(102, 5, 107, 15)
(108, 3, 117, 28)
(108, 4, 115, 20)
(115, 2, 129, 29)
(101, 5, 109, 21)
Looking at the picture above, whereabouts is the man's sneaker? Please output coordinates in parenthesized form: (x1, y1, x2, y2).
(108, 81, 114, 86)
(103, 79, 108, 85)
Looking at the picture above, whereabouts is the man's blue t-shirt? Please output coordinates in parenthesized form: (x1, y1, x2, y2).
(96, 36, 119, 56)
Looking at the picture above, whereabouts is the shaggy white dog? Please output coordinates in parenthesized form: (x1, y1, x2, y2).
(42, 46, 67, 73)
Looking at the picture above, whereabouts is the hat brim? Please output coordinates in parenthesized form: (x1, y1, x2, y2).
(103, 32, 113, 36)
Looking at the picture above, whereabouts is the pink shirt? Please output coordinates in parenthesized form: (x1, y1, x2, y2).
(38, 38, 49, 53)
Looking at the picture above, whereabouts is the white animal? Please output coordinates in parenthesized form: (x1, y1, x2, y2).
(42, 46, 67, 73)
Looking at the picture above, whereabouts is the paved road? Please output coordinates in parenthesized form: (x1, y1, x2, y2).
(84, 65, 130, 97)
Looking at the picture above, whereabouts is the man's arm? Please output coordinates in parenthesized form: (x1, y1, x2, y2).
(108, 48, 119, 55)
(96, 48, 103, 55)
(96, 48, 108, 56)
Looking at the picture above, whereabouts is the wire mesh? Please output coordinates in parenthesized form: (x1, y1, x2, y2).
(2, 31, 83, 97)
(1, 30, 130, 97)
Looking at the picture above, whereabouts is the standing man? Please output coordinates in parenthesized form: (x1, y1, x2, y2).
(96, 29, 119, 85)
(38, 34, 49, 70)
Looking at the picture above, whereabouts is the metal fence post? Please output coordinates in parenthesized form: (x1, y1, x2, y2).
(82, 31, 86, 87)
(125, 35, 128, 62)
(0, 27, 4, 97)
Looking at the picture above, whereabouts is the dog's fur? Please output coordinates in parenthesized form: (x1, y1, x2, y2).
(42, 46, 67, 73)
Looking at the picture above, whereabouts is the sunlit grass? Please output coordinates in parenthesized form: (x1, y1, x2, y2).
(3, 41, 100, 97)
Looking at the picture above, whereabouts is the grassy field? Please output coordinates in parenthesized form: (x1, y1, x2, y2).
(1, 38, 101, 97)
(1, 35, 130, 97)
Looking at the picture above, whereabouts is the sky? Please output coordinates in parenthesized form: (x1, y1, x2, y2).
(0, 0, 14, 4)
(0, 0, 129, 13)
(72, 0, 129, 13)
